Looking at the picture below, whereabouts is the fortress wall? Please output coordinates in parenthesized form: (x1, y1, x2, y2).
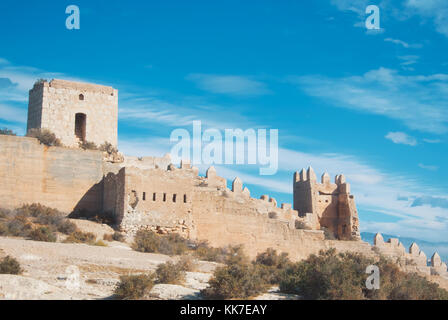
(191, 190, 328, 260)
(0, 135, 104, 213)
(116, 166, 198, 236)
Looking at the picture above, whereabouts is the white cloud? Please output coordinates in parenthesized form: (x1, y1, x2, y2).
(404, 0, 448, 37)
(423, 138, 442, 143)
(384, 38, 422, 48)
(187, 74, 270, 96)
(385, 132, 417, 146)
(398, 55, 419, 66)
(290, 68, 448, 134)
(418, 163, 439, 171)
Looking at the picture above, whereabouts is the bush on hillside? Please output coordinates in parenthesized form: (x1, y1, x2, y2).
(0, 256, 23, 275)
(155, 261, 186, 284)
(103, 231, 125, 242)
(278, 249, 448, 300)
(132, 230, 189, 256)
(29, 227, 56, 242)
(64, 231, 96, 244)
(201, 260, 269, 299)
(114, 273, 156, 300)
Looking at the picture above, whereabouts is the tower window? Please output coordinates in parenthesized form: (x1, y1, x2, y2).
(143, 192, 146, 201)
(183, 194, 187, 203)
(163, 193, 167, 202)
(173, 194, 177, 202)
(153, 193, 156, 201)
(75, 113, 86, 142)
(79, 94, 84, 101)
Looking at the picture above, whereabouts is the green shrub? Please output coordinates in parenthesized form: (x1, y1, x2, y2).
(114, 273, 156, 300)
(56, 220, 77, 235)
(7, 217, 32, 237)
(278, 249, 448, 300)
(193, 241, 227, 262)
(155, 261, 186, 284)
(64, 231, 96, 244)
(201, 262, 269, 299)
(29, 227, 56, 242)
(132, 230, 160, 253)
(0, 221, 7, 235)
(176, 255, 195, 272)
(253, 248, 292, 285)
(16, 203, 61, 218)
(79, 141, 98, 150)
(104, 231, 125, 242)
(0, 128, 16, 136)
(27, 128, 62, 147)
(0, 208, 12, 219)
(158, 233, 188, 256)
(0, 256, 23, 275)
(132, 230, 189, 256)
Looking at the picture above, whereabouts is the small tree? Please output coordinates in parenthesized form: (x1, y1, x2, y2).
(0, 256, 23, 275)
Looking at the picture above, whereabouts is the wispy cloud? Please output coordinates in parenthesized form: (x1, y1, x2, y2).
(418, 163, 439, 171)
(385, 131, 417, 146)
(289, 68, 448, 134)
(404, 0, 448, 37)
(398, 55, 420, 69)
(384, 38, 422, 49)
(411, 195, 448, 209)
(186, 74, 270, 96)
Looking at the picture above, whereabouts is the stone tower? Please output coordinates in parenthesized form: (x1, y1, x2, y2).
(27, 79, 118, 148)
(293, 167, 360, 240)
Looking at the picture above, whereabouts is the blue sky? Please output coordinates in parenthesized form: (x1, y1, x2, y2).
(0, 0, 447, 242)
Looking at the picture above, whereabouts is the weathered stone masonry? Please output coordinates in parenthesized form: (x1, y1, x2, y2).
(27, 79, 118, 148)
(1, 78, 446, 272)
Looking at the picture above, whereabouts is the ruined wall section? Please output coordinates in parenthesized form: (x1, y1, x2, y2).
(373, 233, 448, 276)
(293, 167, 360, 240)
(111, 163, 330, 260)
(0, 135, 104, 213)
(27, 79, 118, 148)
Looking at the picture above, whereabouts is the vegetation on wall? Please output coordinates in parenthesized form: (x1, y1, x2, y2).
(27, 128, 62, 147)
(0, 128, 17, 136)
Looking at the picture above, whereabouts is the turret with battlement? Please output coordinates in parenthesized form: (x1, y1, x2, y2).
(293, 167, 360, 240)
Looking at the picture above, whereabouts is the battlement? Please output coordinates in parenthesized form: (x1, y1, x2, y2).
(32, 79, 116, 96)
(293, 167, 360, 240)
(373, 233, 447, 276)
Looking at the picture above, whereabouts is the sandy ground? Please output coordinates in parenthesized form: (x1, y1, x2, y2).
(0, 236, 294, 300)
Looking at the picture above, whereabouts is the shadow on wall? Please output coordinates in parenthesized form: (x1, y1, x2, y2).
(69, 180, 118, 227)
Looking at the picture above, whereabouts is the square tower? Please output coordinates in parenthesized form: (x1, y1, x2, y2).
(27, 79, 118, 148)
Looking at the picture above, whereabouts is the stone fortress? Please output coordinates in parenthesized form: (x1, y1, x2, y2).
(0, 79, 446, 277)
